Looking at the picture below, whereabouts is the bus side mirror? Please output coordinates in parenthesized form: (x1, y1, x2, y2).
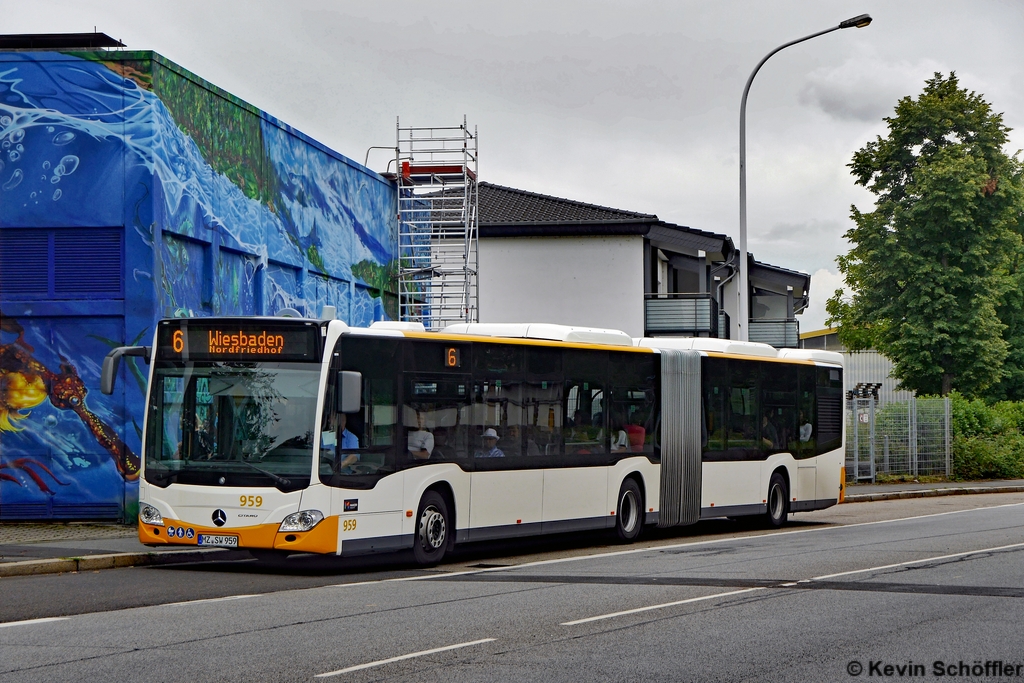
(337, 371, 362, 413)
(101, 346, 152, 395)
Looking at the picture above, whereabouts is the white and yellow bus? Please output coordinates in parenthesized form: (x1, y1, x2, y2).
(102, 316, 845, 565)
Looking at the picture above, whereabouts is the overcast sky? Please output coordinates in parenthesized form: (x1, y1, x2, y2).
(7, 0, 1024, 331)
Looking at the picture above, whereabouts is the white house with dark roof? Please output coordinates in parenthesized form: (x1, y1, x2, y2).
(475, 182, 809, 347)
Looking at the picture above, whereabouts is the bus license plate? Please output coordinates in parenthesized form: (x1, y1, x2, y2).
(197, 534, 238, 548)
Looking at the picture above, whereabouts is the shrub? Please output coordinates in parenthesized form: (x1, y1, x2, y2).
(948, 392, 1024, 479)
(952, 433, 1024, 480)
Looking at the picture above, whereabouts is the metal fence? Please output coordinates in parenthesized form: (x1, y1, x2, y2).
(847, 397, 951, 481)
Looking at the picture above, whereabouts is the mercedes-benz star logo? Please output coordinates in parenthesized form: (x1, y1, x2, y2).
(212, 509, 227, 527)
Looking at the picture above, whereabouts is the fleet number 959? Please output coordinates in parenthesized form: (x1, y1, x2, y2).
(240, 495, 263, 507)
(342, 519, 357, 532)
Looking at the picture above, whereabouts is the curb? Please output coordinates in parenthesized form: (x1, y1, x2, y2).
(0, 548, 250, 578)
(844, 485, 1024, 504)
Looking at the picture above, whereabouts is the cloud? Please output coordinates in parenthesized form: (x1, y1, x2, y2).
(750, 218, 850, 276)
(799, 53, 949, 123)
(798, 267, 851, 332)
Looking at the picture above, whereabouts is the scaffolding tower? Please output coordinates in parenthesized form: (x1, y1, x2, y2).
(396, 117, 479, 330)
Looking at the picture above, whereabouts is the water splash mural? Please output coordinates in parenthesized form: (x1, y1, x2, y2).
(0, 50, 398, 520)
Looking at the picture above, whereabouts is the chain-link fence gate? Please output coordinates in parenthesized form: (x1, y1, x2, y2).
(846, 397, 951, 482)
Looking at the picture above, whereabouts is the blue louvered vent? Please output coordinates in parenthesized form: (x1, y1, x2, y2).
(0, 228, 122, 299)
(0, 231, 49, 295)
(51, 503, 122, 519)
(0, 503, 51, 520)
(55, 229, 122, 295)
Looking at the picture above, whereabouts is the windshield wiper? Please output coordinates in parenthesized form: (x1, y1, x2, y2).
(233, 458, 292, 487)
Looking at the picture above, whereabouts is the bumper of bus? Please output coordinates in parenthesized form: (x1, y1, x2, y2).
(138, 516, 340, 554)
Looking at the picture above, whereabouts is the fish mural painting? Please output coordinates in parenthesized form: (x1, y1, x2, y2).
(0, 50, 399, 520)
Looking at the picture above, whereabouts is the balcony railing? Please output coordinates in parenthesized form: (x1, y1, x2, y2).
(748, 318, 800, 348)
(644, 293, 718, 337)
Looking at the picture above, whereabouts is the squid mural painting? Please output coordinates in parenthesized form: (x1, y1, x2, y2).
(0, 315, 140, 487)
(0, 312, 143, 519)
(0, 50, 399, 520)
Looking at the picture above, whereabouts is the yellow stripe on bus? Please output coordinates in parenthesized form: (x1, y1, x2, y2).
(399, 330, 656, 353)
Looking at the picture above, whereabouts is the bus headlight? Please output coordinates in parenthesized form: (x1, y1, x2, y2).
(140, 503, 164, 526)
(279, 510, 324, 532)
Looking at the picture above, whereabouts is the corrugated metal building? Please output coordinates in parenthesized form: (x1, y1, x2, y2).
(800, 329, 914, 403)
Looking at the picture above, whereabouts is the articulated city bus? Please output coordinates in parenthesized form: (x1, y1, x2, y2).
(102, 316, 845, 565)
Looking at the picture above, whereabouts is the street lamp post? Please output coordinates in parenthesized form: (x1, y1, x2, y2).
(737, 13, 871, 342)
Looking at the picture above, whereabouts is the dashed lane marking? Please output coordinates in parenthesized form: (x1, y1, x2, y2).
(0, 617, 69, 629)
(315, 638, 496, 678)
(561, 588, 765, 625)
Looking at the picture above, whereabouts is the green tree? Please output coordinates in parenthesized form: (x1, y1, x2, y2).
(828, 73, 1024, 397)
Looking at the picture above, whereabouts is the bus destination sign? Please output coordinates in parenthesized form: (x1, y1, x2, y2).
(204, 329, 285, 355)
(157, 321, 320, 362)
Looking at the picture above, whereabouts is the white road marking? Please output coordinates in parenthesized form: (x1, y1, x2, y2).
(326, 570, 485, 589)
(560, 540, 1024, 627)
(810, 541, 1024, 581)
(315, 638, 496, 677)
(0, 617, 69, 629)
(325, 501, 1024, 589)
(162, 594, 256, 607)
(561, 588, 764, 626)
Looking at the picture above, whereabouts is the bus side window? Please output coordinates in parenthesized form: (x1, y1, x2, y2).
(609, 351, 658, 458)
(564, 349, 608, 461)
(726, 360, 760, 459)
(523, 379, 562, 459)
(403, 376, 471, 465)
(524, 346, 563, 463)
(797, 366, 816, 458)
(760, 363, 797, 456)
(469, 342, 524, 468)
(470, 378, 523, 460)
(701, 357, 728, 458)
(319, 337, 399, 487)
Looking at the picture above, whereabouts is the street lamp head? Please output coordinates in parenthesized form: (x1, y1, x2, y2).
(839, 14, 872, 29)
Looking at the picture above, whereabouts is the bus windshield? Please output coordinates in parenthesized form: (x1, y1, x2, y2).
(145, 362, 321, 491)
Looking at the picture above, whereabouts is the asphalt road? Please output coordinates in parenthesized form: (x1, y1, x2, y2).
(2, 494, 1024, 682)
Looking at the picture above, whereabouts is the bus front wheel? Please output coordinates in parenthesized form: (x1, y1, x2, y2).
(615, 478, 643, 542)
(765, 472, 789, 528)
(413, 491, 450, 566)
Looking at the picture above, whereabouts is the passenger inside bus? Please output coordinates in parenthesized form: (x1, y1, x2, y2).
(799, 412, 813, 442)
(761, 412, 781, 450)
(514, 424, 543, 456)
(611, 420, 629, 452)
(322, 412, 360, 471)
(476, 428, 505, 458)
(407, 411, 434, 460)
(624, 420, 646, 452)
(431, 426, 457, 460)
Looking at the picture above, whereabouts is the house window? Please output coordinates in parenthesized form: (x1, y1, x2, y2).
(657, 250, 670, 296)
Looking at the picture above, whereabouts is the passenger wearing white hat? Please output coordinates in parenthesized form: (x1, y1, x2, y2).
(476, 428, 505, 458)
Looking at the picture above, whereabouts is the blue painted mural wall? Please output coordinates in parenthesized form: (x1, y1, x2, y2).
(0, 50, 398, 521)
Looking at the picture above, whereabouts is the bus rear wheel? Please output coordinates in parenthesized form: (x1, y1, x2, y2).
(615, 478, 643, 543)
(413, 491, 450, 566)
(765, 472, 789, 528)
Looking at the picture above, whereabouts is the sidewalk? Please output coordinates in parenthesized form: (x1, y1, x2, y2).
(0, 523, 245, 577)
(3, 479, 1024, 578)
(844, 478, 1024, 502)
